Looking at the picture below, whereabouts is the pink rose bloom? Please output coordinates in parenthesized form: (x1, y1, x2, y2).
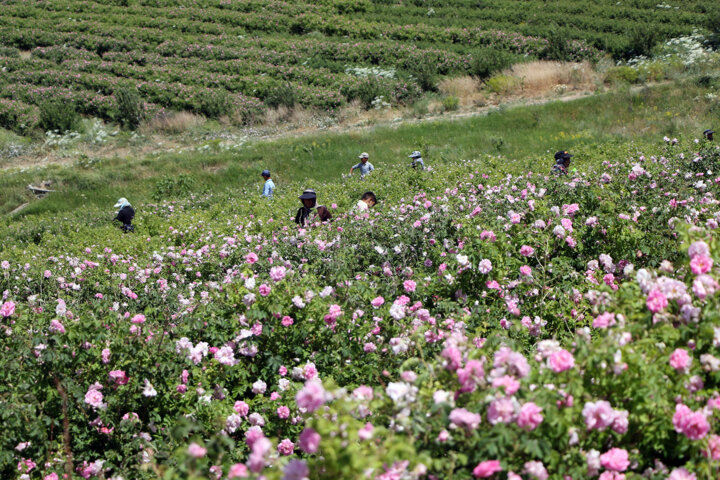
(669, 348, 692, 372)
(228, 463, 248, 478)
(258, 284, 271, 296)
(441, 346, 463, 371)
(298, 428, 321, 453)
(668, 468, 696, 480)
(487, 397, 516, 425)
(49, 319, 65, 334)
(646, 289, 668, 313)
(277, 406, 290, 419)
(690, 255, 713, 275)
(473, 460, 502, 478)
(592, 312, 616, 329)
(582, 400, 615, 431)
(269, 266, 287, 282)
(478, 259, 492, 274)
(358, 422, 374, 440)
(245, 252, 259, 264)
(403, 280, 417, 293)
(600, 448, 629, 471)
(130, 314, 146, 324)
(673, 404, 710, 440)
(44, 474, 59, 480)
(523, 460, 548, 480)
(371, 296, 385, 307)
(277, 438, 294, 456)
(0, 301, 15, 317)
(702, 434, 720, 460)
(234, 400, 249, 416)
(548, 349, 575, 373)
(108, 370, 128, 385)
(519, 265, 532, 276)
(101, 348, 111, 364)
(295, 380, 326, 412)
(284, 460, 309, 480)
(517, 402, 543, 430)
(84, 383, 105, 410)
(458, 359, 485, 393)
(693, 274, 719, 300)
(598, 473, 625, 480)
(187, 442, 206, 458)
(688, 241, 710, 259)
(491, 375, 519, 395)
(519, 245, 535, 257)
(448, 407, 481, 430)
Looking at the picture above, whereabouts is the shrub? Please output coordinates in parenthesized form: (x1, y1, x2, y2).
(355, 77, 390, 109)
(406, 60, 438, 92)
(39, 100, 80, 133)
(199, 90, 232, 118)
(624, 26, 659, 59)
(115, 86, 143, 130)
(605, 66, 640, 84)
(470, 48, 516, 79)
(264, 83, 297, 109)
(441, 95, 459, 111)
(152, 174, 195, 200)
(485, 74, 520, 94)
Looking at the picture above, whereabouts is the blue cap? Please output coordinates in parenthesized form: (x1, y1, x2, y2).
(261, 169, 270, 176)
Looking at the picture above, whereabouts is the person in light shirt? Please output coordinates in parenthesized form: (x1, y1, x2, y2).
(355, 191, 377, 212)
(261, 169, 275, 198)
(349, 152, 375, 178)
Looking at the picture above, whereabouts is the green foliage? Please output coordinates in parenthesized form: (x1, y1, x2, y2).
(605, 66, 640, 84)
(625, 25, 660, 59)
(199, 90, 232, 118)
(152, 174, 195, 200)
(470, 48, 517, 79)
(441, 95, 459, 111)
(485, 74, 519, 94)
(116, 86, 143, 130)
(38, 99, 80, 133)
(406, 59, 438, 92)
(264, 83, 297, 109)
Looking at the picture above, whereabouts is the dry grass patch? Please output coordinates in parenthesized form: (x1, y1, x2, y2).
(504, 61, 597, 96)
(439, 76, 481, 104)
(142, 111, 205, 135)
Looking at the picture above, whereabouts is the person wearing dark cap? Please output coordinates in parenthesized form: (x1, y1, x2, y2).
(551, 151, 573, 175)
(409, 151, 425, 170)
(704, 129, 715, 142)
(295, 189, 332, 226)
(113, 197, 135, 233)
(295, 189, 317, 226)
(261, 170, 275, 199)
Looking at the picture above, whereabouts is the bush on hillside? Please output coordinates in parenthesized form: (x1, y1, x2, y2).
(39, 99, 80, 133)
(116, 86, 144, 130)
(471, 48, 517, 79)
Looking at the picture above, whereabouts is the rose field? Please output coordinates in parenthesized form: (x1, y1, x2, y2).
(0, 0, 718, 134)
(1, 132, 720, 479)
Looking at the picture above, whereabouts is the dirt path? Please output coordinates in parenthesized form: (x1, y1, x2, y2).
(2, 87, 617, 172)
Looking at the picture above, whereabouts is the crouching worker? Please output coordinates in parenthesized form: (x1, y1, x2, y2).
(355, 191, 377, 212)
(551, 150, 573, 176)
(295, 189, 332, 226)
(113, 197, 135, 233)
(409, 151, 425, 170)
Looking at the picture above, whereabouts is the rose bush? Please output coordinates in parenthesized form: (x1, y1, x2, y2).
(0, 138, 720, 478)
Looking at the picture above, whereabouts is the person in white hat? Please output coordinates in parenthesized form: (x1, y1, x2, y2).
(349, 152, 375, 178)
(408, 151, 425, 170)
(113, 197, 135, 232)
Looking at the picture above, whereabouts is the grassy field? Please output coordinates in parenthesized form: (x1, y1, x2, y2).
(1, 76, 718, 218)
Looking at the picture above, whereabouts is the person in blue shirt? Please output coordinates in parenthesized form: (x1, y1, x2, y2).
(349, 152, 375, 178)
(261, 169, 275, 198)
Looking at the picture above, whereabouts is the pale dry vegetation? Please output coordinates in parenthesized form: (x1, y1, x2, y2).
(141, 111, 206, 135)
(502, 61, 598, 95)
(439, 76, 483, 104)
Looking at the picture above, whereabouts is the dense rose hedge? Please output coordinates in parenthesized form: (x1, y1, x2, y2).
(1, 138, 720, 479)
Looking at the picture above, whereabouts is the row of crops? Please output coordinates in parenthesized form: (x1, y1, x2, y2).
(0, 0, 715, 134)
